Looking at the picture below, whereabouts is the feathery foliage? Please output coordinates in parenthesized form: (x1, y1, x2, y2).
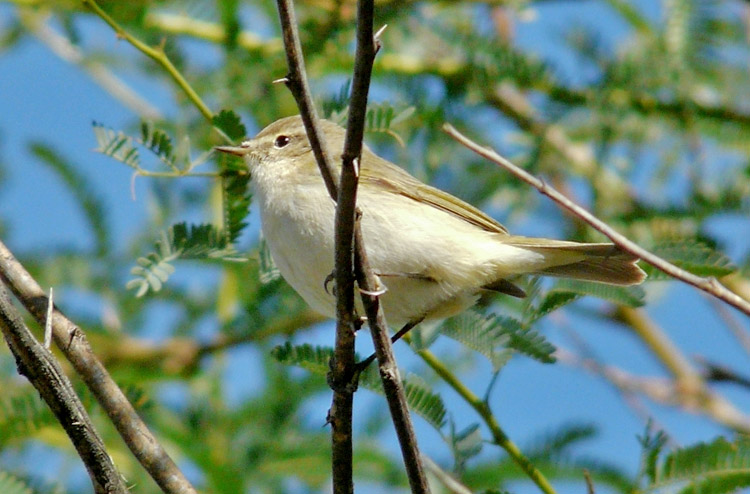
(0, 472, 33, 494)
(645, 239, 736, 279)
(126, 222, 244, 297)
(0, 392, 55, 444)
(641, 436, 750, 494)
(440, 311, 556, 366)
(272, 342, 447, 430)
(213, 109, 248, 142)
(92, 122, 141, 169)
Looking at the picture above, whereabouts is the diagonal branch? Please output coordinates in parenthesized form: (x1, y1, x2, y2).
(82, 0, 213, 122)
(443, 124, 750, 317)
(415, 345, 557, 494)
(0, 240, 198, 494)
(0, 283, 127, 494)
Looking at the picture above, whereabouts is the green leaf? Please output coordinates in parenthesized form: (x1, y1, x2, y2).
(92, 121, 140, 169)
(525, 423, 598, 460)
(127, 222, 245, 297)
(221, 169, 252, 244)
(0, 392, 55, 444)
(548, 279, 645, 307)
(271, 342, 333, 375)
(441, 312, 556, 366)
(258, 236, 281, 284)
(140, 121, 176, 169)
(271, 343, 446, 430)
(495, 315, 557, 364)
(401, 374, 447, 430)
(439, 311, 513, 371)
(0, 472, 33, 494)
(449, 422, 483, 473)
(651, 437, 750, 494)
(213, 109, 247, 142)
(531, 291, 582, 323)
(637, 424, 668, 484)
(647, 240, 736, 279)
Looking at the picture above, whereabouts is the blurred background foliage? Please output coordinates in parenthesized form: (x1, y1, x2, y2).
(1, 0, 750, 493)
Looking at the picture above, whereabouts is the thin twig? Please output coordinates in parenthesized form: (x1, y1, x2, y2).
(275, 0, 430, 491)
(275, 0, 339, 200)
(0, 283, 127, 494)
(555, 347, 750, 432)
(0, 240, 198, 494)
(443, 124, 750, 317)
(44, 287, 53, 349)
(82, 0, 214, 122)
(415, 346, 557, 494)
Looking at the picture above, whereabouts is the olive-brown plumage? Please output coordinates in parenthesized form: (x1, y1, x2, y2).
(216, 116, 646, 326)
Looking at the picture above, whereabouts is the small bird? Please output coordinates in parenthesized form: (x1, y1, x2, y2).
(216, 116, 645, 328)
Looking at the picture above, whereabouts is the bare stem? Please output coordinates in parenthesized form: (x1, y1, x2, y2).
(274, 1, 355, 492)
(82, 0, 214, 123)
(443, 124, 750, 317)
(275, 0, 430, 491)
(0, 240, 197, 494)
(0, 283, 127, 494)
(416, 346, 557, 494)
(339, 1, 430, 491)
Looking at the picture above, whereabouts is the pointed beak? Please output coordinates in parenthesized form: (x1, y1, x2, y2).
(214, 144, 250, 157)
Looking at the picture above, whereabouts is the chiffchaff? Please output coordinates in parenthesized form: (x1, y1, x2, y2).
(216, 116, 645, 327)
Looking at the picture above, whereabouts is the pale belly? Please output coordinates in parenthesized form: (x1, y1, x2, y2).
(256, 182, 525, 328)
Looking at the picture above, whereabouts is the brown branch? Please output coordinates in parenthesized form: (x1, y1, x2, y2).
(274, 1, 356, 492)
(443, 124, 750, 317)
(275, 1, 430, 491)
(343, 2, 430, 491)
(0, 283, 127, 494)
(0, 240, 197, 494)
(275, 0, 339, 201)
(556, 347, 750, 432)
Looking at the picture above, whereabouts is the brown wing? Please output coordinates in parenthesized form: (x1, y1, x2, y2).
(359, 152, 509, 234)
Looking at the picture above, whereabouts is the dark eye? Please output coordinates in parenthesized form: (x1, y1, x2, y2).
(274, 135, 290, 148)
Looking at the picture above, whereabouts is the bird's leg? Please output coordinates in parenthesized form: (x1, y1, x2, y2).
(355, 317, 425, 373)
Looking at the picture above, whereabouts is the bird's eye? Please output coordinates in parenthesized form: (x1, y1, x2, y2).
(274, 135, 290, 149)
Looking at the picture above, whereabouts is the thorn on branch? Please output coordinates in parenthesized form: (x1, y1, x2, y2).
(374, 24, 387, 54)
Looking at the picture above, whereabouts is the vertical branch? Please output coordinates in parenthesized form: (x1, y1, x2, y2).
(342, 1, 431, 493)
(275, 1, 431, 492)
(275, 2, 356, 492)
(275, 0, 339, 201)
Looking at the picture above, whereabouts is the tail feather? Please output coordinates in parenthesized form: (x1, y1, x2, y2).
(502, 236, 647, 286)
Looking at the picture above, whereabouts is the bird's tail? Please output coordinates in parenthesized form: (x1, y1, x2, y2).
(502, 236, 647, 286)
